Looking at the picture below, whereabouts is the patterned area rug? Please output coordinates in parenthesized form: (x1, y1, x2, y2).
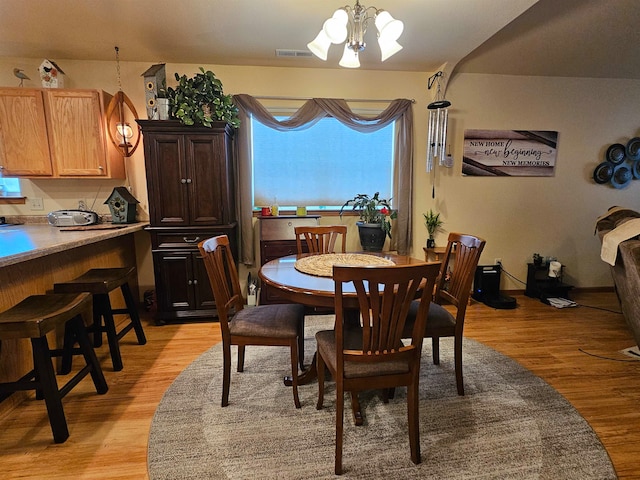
(148, 316, 616, 479)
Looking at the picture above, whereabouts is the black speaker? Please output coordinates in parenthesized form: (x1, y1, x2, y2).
(473, 264, 517, 309)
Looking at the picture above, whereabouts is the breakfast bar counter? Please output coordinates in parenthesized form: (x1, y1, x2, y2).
(0, 221, 148, 417)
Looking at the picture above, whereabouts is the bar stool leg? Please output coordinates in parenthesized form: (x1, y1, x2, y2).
(120, 282, 147, 345)
(31, 336, 69, 444)
(96, 293, 124, 372)
(69, 315, 108, 394)
(58, 321, 76, 375)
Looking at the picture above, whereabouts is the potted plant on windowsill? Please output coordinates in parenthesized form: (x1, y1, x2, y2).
(340, 192, 397, 252)
(423, 209, 444, 248)
(166, 67, 240, 128)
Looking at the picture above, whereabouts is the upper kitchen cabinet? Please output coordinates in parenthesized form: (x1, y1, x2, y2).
(0, 88, 125, 178)
(0, 88, 52, 176)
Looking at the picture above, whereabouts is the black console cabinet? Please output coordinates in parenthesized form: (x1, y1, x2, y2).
(525, 263, 573, 299)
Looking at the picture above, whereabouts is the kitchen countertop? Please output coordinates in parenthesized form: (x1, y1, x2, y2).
(0, 222, 149, 268)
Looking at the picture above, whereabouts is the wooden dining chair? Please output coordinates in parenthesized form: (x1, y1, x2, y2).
(403, 232, 486, 396)
(198, 235, 305, 408)
(315, 262, 441, 475)
(294, 225, 347, 254)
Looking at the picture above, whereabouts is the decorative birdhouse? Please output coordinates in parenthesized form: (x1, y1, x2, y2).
(104, 187, 139, 224)
(39, 59, 65, 88)
(141, 63, 166, 120)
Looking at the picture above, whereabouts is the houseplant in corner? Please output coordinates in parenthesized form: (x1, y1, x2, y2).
(423, 209, 444, 248)
(340, 192, 397, 251)
(166, 67, 240, 128)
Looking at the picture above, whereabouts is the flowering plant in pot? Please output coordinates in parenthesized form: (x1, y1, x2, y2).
(340, 192, 397, 251)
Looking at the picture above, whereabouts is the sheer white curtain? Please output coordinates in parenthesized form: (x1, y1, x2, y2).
(233, 94, 414, 264)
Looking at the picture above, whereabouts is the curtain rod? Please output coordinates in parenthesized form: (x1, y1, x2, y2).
(252, 95, 415, 104)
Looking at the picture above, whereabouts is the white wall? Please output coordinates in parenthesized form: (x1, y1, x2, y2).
(1, 56, 638, 291)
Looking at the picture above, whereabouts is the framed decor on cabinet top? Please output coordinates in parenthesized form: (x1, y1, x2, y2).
(462, 130, 558, 177)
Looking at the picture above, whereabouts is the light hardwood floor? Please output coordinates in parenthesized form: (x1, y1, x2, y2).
(1, 291, 639, 479)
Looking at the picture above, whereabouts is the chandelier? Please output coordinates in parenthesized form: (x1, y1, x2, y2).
(307, 1, 404, 68)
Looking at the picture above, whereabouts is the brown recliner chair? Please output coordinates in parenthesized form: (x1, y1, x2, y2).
(595, 207, 640, 350)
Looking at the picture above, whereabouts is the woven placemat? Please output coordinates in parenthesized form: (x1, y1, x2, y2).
(294, 253, 395, 277)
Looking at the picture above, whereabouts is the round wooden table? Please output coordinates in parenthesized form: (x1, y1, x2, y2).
(259, 252, 430, 424)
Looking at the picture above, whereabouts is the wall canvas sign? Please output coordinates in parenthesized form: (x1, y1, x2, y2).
(463, 130, 558, 177)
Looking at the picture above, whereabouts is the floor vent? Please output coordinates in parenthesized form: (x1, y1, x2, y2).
(276, 49, 313, 58)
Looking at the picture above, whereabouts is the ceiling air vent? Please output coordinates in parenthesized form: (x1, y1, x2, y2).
(276, 49, 313, 58)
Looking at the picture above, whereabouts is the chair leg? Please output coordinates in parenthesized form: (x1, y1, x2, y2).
(316, 351, 325, 410)
(407, 377, 421, 465)
(297, 317, 305, 371)
(290, 341, 301, 409)
(222, 342, 232, 407)
(237, 345, 245, 372)
(120, 282, 147, 345)
(455, 334, 464, 396)
(31, 337, 69, 444)
(432, 336, 440, 365)
(335, 383, 344, 475)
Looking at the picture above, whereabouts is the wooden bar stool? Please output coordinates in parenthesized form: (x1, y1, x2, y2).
(54, 267, 147, 372)
(0, 293, 108, 443)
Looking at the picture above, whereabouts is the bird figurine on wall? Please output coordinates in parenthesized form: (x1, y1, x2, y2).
(13, 68, 30, 86)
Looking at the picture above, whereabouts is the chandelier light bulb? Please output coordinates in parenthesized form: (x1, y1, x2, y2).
(378, 38, 403, 62)
(339, 44, 361, 68)
(375, 11, 404, 42)
(307, 30, 332, 61)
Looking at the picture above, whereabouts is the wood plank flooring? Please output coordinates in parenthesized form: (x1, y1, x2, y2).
(0, 291, 639, 479)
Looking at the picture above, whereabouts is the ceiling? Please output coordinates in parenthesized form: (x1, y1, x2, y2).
(1, 0, 638, 79)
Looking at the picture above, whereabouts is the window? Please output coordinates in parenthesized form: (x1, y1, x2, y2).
(0, 177, 20, 196)
(252, 116, 394, 210)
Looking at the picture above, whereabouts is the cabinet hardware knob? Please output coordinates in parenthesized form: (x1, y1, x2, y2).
(181, 178, 187, 184)
(183, 236, 200, 243)
(193, 280, 198, 285)
(186, 178, 192, 184)
(98, 166, 104, 170)
(188, 280, 193, 285)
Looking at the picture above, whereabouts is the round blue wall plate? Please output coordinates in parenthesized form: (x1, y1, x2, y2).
(593, 161, 614, 184)
(626, 137, 640, 161)
(606, 143, 627, 165)
(611, 164, 632, 189)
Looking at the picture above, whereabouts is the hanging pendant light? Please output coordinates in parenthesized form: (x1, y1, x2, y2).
(106, 46, 140, 157)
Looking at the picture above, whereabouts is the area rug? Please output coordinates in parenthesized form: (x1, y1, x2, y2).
(148, 316, 617, 479)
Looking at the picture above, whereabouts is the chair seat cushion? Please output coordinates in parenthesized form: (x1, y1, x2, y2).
(316, 329, 409, 378)
(229, 303, 304, 338)
(402, 301, 456, 338)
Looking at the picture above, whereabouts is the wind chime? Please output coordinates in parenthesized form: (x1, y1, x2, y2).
(426, 71, 452, 198)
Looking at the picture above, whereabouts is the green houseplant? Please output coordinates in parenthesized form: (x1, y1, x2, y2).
(166, 68, 240, 128)
(340, 192, 397, 251)
(423, 209, 444, 248)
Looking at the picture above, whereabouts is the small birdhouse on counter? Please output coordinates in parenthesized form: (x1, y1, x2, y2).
(105, 187, 139, 224)
(39, 59, 65, 88)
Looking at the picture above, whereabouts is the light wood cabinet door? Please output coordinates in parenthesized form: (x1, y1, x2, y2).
(44, 89, 111, 177)
(0, 88, 53, 176)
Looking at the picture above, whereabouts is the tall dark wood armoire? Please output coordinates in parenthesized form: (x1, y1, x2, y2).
(138, 120, 237, 323)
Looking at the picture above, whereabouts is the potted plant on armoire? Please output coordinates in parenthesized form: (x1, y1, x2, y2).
(138, 67, 240, 324)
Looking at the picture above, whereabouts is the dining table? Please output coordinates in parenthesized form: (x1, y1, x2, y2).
(258, 251, 433, 424)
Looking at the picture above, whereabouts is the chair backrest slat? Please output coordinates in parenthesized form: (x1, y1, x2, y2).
(198, 235, 243, 336)
(295, 225, 347, 254)
(334, 262, 440, 366)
